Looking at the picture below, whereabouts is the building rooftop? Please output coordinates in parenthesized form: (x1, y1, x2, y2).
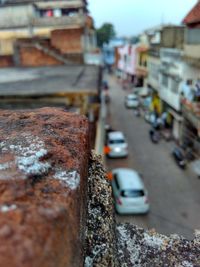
(0, 0, 87, 7)
(183, 1, 200, 26)
(0, 65, 99, 97)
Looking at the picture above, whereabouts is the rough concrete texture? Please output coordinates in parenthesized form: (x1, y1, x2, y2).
(0, 107, 89, 267)
(51, 29, 83, 54)
(85, 153, 118, 267)
(117, 223, 200, 267)
(20, 47, 63, 67)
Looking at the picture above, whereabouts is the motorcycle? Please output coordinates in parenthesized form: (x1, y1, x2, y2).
(149, 128, 160, 143)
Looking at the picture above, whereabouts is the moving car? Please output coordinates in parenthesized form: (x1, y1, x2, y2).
(172, 147, 186, 169)
(125, 94, 139, 108)
(111, 168, 149, 214)
(106, 131, 128, 158)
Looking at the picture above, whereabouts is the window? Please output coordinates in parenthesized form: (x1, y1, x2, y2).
(162, 74, 168, 87)
(109, 139, 125, 144)
(139, 55, 143, 66)
(127, 55, 131, 66)
(121, 190, 145, 198)
(149, 63, 159, 80)
(113, 174, 120, 190)
(171, 78, 179, 93)
(124, 55, 127, 64)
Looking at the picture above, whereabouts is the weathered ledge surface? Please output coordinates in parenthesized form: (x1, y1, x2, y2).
(0, 107, 199, 267)
(85, 153, 118, 267)
(0, 108, 90, 267)
(86, 155, 200, 267)
(116, 223, 200, 267)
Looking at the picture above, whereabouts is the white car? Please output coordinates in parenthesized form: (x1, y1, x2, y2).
(111, 168, 150, 214)
(125, 94, 139, 108)
(107, 131, 128, 158)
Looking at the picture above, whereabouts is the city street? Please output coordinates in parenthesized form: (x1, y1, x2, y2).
(105, 74, 200, 240)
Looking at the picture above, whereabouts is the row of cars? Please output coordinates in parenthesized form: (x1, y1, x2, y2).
(105, 127, 150, 215)
(124, 91, 189, 170)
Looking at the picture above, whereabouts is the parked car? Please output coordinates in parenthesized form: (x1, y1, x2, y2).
(106, 131, 128, 158)
(111, 168, 149, 214)
(172, 147, 186, 169)
(125, 94, 139, 108)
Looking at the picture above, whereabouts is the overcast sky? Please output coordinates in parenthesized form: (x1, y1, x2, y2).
(88, 0, 198, 36)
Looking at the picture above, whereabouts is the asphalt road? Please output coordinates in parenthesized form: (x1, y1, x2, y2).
(105, 74, 200, 240)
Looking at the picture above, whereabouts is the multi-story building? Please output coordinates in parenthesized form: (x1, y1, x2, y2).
(180, 1, 200, 155)
(117, 44, 138, 83)
(147, 26, 161, 92)
(102, 38, 125, 73)
(159, 51, 200, 140)
(146, 25, 198, 140)
(135, 46, 148, 87)
(147, 25, 184, 91)
(0, 0, 97, 67)
(116, 40, 148, 87)
(159, 48, 184, 139)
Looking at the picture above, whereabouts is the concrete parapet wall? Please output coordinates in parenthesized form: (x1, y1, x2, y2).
(0, 108, 90, 267)
(19, 46, 63, 67)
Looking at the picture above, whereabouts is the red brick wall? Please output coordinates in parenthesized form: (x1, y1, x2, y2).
(0, 56, 14, 68)
(20, 47, 63, 67)
(51, 29, 83, 54)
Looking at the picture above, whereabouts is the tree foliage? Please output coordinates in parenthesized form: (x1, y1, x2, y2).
(96, 23, 116, 47)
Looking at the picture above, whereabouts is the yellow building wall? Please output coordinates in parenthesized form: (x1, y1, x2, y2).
(0, 28, 52, 55)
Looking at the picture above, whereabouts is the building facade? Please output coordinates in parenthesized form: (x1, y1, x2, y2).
(180, 1, 200, 158)
(0, 0, 97, 66)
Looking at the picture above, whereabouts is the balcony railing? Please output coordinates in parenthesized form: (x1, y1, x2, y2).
(32, 15, 85, 27)
(181, 98, 200, 128)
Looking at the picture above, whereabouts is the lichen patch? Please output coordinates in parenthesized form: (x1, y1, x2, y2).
(54, 170, 80, 190)
(0, 204, 17, 213)
(0, 133, 51, 177)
